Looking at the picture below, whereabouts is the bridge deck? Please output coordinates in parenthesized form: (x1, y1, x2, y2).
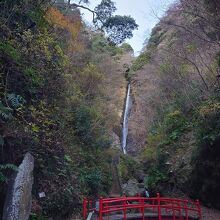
(90, 212, 199, 220)
(84, 195, 201, 220)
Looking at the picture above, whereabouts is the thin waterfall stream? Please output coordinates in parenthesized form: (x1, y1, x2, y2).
(121, 84, 131, 154)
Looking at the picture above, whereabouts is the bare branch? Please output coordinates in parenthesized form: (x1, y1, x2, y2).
(162, 48, 209, 91)
(56, 2, 96, 22)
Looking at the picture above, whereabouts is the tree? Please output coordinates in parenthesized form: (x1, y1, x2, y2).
(104, 15, 138, 44)
(94, 0, 138, 44)
(57, 0, 138, 45)
(120, 43, 134, 53)
(94, 0, 116, 27)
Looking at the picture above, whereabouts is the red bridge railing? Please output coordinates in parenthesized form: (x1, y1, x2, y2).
(83, 193, 202, 220)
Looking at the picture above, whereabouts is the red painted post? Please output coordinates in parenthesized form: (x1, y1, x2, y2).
(138, 193, 141, 215)
(185, 200, 189, 220)
(152, 199, 155, 212)
(104, 198, 108, 220)
(141, 197, 145, 220)
(196, 199, 202, 220)
(99, 197, 103, 220)
(123, 198, 126, 220)
(83, 197, 87, 220)
(178, 200, 181, 216)
(157, 193, 162, 220)
(172, 201, 176, 220)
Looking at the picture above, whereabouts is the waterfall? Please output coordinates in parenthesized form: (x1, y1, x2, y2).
(122, 84, 131, 154)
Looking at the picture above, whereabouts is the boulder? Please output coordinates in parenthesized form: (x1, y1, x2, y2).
(122, 179, 145, 197)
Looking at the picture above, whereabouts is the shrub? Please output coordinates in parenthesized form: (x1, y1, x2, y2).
(187, 98, 220, 208)
(119, 154, 140, 183)
(131, 51, 151, 71)
(0, 41, 21, 62)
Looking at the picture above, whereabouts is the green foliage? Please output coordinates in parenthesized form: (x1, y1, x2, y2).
(135, 0, 220, 208)
(91, 34, 133, 56)
(0, 41, 21, 62)
(142, 109, 188, 193)
(119, 154, 140, 183)
(145, 147, 169, 193)
(131, 51, 151, 71)
(196, 99, 220, 145)
(78, 63, 103, 99)
(74, 105, 110, 148)
(0, 0, 117, 218)
(149, 109, 188, 148)
(0, 164, 17, 183)
(145, 96, 220, 203)
(140, 146, 157, 165)
(189, 99, 220, 207)
(91, 35, 109, 53)
(0, 101, 13, 121)
(94, 0, 116, 25)
(159, 62, 172, 74)
(7, 93, 26, 109)
(147, 167, 168, 191)
(148, 27, 165, 48)
(104, 15, 138, 44)
(163, 110, 188, 140)
(120, 43, 134, 53)
(80, 169, 103, 195)
(24, 67, 43, 88)
(189, 136, 220, 209)
(40, 183, 78, 217)
(94, 0, 138, 44)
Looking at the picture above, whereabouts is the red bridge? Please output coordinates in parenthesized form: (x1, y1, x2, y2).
(83, 193, 202, 220)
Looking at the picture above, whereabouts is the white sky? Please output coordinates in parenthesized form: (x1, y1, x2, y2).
(80, 0, 177, 55)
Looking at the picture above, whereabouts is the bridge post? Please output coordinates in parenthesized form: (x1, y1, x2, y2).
(196, 199, 202, 219)
(185, 200, 189, 220)
(83, 197, 87, 220)
(141, 197, 144, 220)
(171, 201, 176, 220)
(123, 197, 126, 220)
(157, 193, 162, 220)
(99, 197, 103, 220)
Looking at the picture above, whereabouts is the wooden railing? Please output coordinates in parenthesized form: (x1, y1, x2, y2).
(83, 193, 202, 220)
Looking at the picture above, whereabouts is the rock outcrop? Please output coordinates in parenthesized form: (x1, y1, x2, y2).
(3, 152, 34, 220)
(122, 179, 145, 197)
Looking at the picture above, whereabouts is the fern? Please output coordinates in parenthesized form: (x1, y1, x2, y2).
(0, 136, 4, 146)
(0, 101, 12, 120)
(0, 163, 18, 183)
(0, 172, 7, 183)
(0, 163, 18, 171)
(0, 94, 25, 120)
(7, 93, 25, 109)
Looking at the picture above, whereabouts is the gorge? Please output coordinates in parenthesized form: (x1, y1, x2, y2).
(1, 0, 220, 219)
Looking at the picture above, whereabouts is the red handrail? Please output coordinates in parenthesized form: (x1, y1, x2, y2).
(83, 193, 202, 220)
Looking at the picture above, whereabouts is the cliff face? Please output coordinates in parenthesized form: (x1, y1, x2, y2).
(101, 53, 134, 140)
(129, 0, 220, 152)
(128, 0, 220, 208)
(127, 63, 160, 154)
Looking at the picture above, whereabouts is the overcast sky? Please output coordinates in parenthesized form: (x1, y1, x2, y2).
(80, 0, 177, 55)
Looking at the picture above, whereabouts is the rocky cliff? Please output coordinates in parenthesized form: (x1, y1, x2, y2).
(128, 0, 220, 208)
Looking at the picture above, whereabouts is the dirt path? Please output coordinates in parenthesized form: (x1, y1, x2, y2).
(109, 161, 122, 197)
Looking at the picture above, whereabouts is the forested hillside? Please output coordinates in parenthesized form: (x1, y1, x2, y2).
(0, 0, 135, 218)
(129, 0, 220, 209)
(2, 0, 220, 219)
